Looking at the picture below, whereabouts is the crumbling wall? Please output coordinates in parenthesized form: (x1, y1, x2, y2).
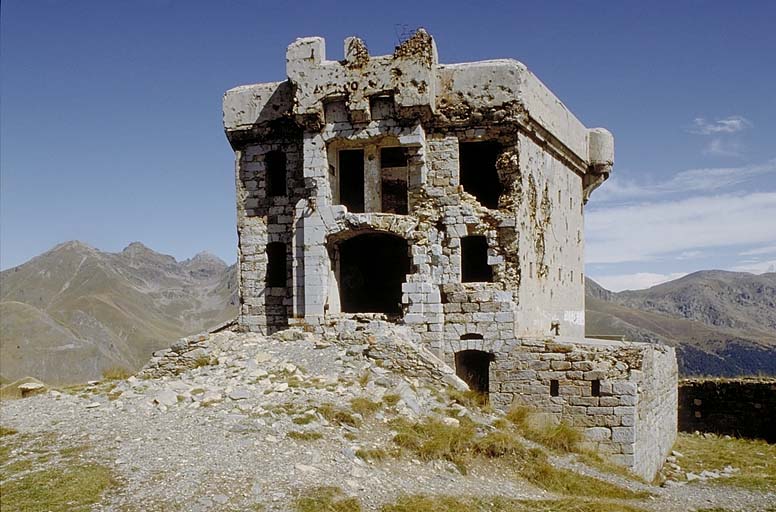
(235, 136, 303, 334)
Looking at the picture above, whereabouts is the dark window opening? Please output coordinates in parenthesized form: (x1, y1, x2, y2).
(338, 233, 409, 315)
(591, 379, 601, 397)
(381, 147, 408, 167)
(455, 350, 494, 395)
(266, 151, 287, 197)
(461, 235, 493, 282)
(266, 242, 287, 287)
(460, 333, 483, 341)
(339, 149, 365, 213)
(550, 380, 560, 397)
(459, 141, 504, 209)
(380, 147, 408, 214)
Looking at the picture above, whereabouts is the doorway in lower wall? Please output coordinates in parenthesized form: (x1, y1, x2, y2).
(454, 348, 495, 395)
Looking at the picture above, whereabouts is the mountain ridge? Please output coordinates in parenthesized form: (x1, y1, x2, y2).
(585, 273, 776, 376)
(0, 241, 238, 384)
(2, 241, 774, 383)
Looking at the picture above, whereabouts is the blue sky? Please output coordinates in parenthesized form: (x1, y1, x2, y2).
(2, 0, 775, 290)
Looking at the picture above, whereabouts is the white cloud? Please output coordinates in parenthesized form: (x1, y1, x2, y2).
(591, 272, 687, 292)
(739, 244, 776, 256)
(730, 259, 776, 274)
(703, 138, 744, 157)
(690, 115, 751, 135)
(593, 159, 776, 203)
(586, 192, 776, 264)
(676, 250, 703, 260)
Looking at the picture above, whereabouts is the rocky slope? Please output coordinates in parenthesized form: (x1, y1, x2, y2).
(585, 273, 776, 377)
(2, 322, 773, 511)
(0, 241, 238, 384)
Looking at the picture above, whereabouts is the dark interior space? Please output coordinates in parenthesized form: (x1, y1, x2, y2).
(338, 232, 409, 315)
(461, 235, 493, 282)
(550, 379, 559, 397)
(455, 349, 494, 394)
(380, 147, 408, 214)
(266, 150, 287, 197)
(381, 147, 408, 167)
(459, 141, 504, 209)
(266, 242, 287, 287)
(339, 149, 365, 213)
(591, 379, 601, 397)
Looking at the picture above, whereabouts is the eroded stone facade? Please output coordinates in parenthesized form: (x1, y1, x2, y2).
(223, 30, 676, 479)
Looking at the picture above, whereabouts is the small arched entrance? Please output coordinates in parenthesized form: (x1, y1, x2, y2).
(455, 349, 494, 394)
(336, 232, 409, 315)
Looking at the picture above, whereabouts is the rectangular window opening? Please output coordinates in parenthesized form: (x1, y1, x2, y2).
(266, 151, 287, 197)
(458, 141, 504, 209)
(380, 147, 408, 214)
(550, 379, 560, 397)
(339, 149, 365, 213)
(461, 235, 493, 283)
(266, 242, 287, 287)
(591, 379, 601, 397)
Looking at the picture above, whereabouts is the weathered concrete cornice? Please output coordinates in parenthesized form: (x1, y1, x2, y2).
(223, 30, 614, 179)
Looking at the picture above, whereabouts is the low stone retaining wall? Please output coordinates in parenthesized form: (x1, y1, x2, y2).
(678, 378, 776, 443)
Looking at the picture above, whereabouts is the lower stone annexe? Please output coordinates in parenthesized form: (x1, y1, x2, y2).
(491, 337, 677, 480)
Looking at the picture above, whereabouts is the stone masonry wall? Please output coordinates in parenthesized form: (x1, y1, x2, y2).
(633, 344, 678, 480)
(678, 378, 776, 442)
(491, 337, 676, 480)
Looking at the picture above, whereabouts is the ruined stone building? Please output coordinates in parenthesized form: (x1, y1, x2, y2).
(223, 30, 677, 479)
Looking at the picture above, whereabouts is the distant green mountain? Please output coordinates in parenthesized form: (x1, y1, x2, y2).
(585, 271, 776, 377)
(0, 241, 238, 384)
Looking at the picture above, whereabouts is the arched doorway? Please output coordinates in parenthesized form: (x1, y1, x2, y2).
(336, 232, 409, 315)
(455, 349, 494, 394)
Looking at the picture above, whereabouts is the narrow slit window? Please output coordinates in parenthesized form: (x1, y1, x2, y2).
(458, 141, 503, 209)
(266, 151, 287, 197)
(591, 379, 601, 397)
(461, 235, 493, 282)
(266, 242, 287, 287)
(339, 149, 365, 213)
(550, 380, 560, 397)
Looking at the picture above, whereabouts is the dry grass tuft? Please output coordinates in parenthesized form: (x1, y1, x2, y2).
(101, 366, 131, 381)
(294, 486, 361, 512)
(350, 397, 381, 417)
(355, 447, 390, 461)
(525, 421, 583, 453)
(447, 388, 490, 411)
(287, 431, 323, 441)
(504, 405, 582, 453)
(380, 495, 649, 512)
(318, 403, 361, 428)
(473, 431, 527, 458)
(519, 449, 649, 500)
(390, 417, 476, 472)
(382, 394, 401, 406)
(0, 425, 18, 437)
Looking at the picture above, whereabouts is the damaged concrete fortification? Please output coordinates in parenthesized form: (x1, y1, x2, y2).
(223, 30, 677, 480)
